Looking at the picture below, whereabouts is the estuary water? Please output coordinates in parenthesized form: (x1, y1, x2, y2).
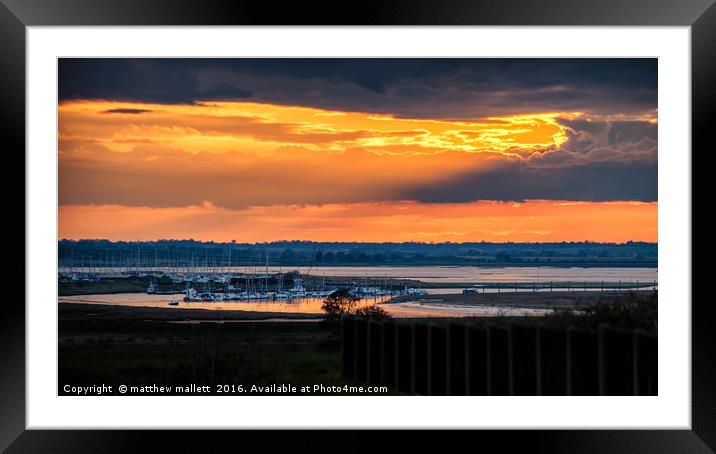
(58, 292, 552, 318)
(58, 266, 656, 318)
(283, 265, 657, 284)
(61, 265, 657, 284)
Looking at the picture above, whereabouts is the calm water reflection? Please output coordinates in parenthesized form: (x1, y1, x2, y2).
(58, 292, 549, 318)
(60, 293, 388, 314)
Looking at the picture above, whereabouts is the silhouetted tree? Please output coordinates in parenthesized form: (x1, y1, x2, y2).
(321, 289, 360, 324)
(354, 304, 391, 321)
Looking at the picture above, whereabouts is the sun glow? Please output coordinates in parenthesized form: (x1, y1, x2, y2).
(59, 100, 573, 157)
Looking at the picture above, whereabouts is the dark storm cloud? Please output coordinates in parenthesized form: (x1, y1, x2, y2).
(58, 58, 657, 119)
(400, 116, 658, 203)
(102, 108, 153, 114)
(59, 59, 252, 104)
(607, 121, 658, 144)
(59, 58, 658, 204)
(558, 118, 658, 154)
(401, 160, 657, 203)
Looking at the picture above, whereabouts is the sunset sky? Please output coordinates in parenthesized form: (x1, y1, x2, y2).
(58, 59, 657, 243)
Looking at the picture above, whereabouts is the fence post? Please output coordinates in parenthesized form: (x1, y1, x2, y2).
(466, 325, 488, 395)
(537, 326, 568, 395)
(447, 323, 468, 395)
(428, 324, 448, 395)
(487, 325, 510, 395)
(381, 321, 397, 390)
(598, 325, 636, 395)
(412, 324, 429, 395)
(509, 324, 538, 395)
(634, 329, 658, 395)
(341, 315, 356, 380)
(354, 318, 369, 383)
(567, 327, 599, 395)
(396, 323, 413, 394)
(367, 320, 383, 386)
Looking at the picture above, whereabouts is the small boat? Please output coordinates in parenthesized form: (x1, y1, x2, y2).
(168, 299, 179, 306)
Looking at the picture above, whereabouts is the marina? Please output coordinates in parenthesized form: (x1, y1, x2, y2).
(59, 265, 657, 307)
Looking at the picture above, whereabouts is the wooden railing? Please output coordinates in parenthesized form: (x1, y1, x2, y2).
(341, 317, 657, 395)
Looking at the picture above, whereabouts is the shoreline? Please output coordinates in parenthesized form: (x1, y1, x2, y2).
(59, 302, 324, 322)
(59, 289, 657, 322)
(383, 289, 656, 310)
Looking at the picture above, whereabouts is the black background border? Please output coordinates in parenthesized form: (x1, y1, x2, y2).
(3, 0, 711, 452)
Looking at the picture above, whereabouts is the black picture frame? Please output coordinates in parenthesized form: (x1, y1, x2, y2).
(4, 0, 709, 452)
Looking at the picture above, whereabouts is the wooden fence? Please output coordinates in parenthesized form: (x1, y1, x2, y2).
(341, 317, 657, 395)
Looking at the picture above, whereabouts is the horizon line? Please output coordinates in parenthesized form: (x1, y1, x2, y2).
(58, 238, 658, 246)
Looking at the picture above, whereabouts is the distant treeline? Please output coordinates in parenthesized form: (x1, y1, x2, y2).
(58, 239, 657, 269)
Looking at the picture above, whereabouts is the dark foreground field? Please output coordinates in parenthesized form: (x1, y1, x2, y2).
(58, 291, 656, 396)
(58, 303, 361, 396)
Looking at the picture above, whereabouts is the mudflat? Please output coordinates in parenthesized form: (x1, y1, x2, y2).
(59, 302, 324, 322)
(385, 290, 656, 310)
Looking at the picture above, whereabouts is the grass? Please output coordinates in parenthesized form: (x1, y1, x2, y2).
(59, 319, 352, 395)
(58, 276, 184, 296)
(542, 290, 658, 333)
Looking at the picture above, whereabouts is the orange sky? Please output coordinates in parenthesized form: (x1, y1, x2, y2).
(59, 100, 573, 156)
(58, 100, 657, 243)
(59, 200, 657, 243)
